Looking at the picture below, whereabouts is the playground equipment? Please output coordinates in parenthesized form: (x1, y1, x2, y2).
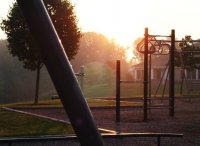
(178, 39, 200, 95)
(116, 28, 176, 121)
(51, 66, 85, 99)
(75, 66, 85, 91)
(134, 28, 200, 120)
(14, 1, 183, 145)
(17, 0, 104, 145)
(116, 60, 144, 122)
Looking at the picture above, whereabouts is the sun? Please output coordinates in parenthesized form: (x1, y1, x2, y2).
(72, 0, 147, 46)
(125, 49, 134, 62)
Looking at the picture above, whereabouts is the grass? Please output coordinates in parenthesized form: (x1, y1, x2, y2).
(84, 83, 115, 97)
(1, 97, 142, 108)
(1, 81, 194, 108)
(83, 81, 200, 98)
(0, 108, 74, 137)
(1, 100, 63, 108)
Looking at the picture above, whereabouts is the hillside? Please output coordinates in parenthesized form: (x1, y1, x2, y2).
(0, 33, 132, 103)
(0, 40, 55, 103)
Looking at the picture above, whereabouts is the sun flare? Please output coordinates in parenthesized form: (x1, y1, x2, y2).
(72, 0, 147, 47)
(1, 0, 200, 62)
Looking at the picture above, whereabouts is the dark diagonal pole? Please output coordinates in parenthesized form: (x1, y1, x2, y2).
(16, 0, 104, 146)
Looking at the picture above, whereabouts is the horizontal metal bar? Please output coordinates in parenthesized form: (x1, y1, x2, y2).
(146, 98, 169, 100)
(157, 40, 200, 43)
(147, 106, 171, 109)
(102, 133, 183, 138)
(146, 36, 200, 42)
(148, 35, 171, 38)
(179, 51, 200, 53)
(120, 80, 143, 83)
(0, 133, 183, 143)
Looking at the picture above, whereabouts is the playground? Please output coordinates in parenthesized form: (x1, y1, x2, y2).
(2, 96, 198, 146)
(1, 26, 200, 145)
(1, 0, 200, 146)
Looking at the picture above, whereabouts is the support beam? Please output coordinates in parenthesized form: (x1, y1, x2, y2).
(116, 60, 121, 123)
(169, 29, 175, 117)
(16, 0, 104, 146)
(144, 28, 149, 121)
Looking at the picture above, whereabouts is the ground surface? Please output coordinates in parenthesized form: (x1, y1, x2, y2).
(9, 97, 200, 146)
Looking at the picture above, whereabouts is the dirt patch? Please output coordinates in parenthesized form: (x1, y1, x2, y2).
(12, 97, 200, 146)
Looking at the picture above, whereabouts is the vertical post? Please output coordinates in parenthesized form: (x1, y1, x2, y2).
(157, 137, 161, 146)
(169, 29, 175, 117)
(17, 0, 104, 146)
(34, 62, 41, 105)
(80, 66, 85, 92)
(116, 60, 121, 123)
(148, 54, 152, 105)
(144, 28, 149, 121)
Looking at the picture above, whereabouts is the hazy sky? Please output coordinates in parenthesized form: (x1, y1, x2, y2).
(1, 0, 200, 47)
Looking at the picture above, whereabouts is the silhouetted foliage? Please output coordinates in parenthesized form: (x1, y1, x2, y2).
(1, 0, 81, 69)
(71, 32, 125, 71)
(0, 40, 55, 104)
(0, 0, 81, 104)
(176, 36, 200, 70)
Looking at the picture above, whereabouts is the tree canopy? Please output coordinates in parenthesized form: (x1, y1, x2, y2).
(0, 0, 81, 70)
(0, 0, 81, 104)
(176, 36, 200, 70)
(71, 32, 125, 71)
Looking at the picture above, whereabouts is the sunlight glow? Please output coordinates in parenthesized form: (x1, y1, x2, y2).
(0, 0, 13, 39)
(73, 0, 200, 40)
(71, 0, 200, 61)
(1, 0, 200, 62)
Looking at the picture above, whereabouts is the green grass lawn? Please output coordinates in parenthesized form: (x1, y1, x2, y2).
(1, 97, 142, 108)
(0, 108, 74, 137)
(83, 82, 197, 98)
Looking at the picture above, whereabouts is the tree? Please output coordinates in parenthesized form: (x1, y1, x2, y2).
(1, 0, 81, 104)
(133, 37, 144, 62)
(176, 36, 200, 70)
(71, 32, 125, 71)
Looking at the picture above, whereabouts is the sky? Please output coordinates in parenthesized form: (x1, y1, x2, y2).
(1, 0, 200, 49)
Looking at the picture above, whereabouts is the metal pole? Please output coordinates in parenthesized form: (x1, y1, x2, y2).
(80, 66, 85, 93)
(144, 28, 149, 121)
(148, 54, 152, 106)
(157, 137, 161, 146)
(116, 60, 121, 122)
(169, 29, 175, 117)
(16, 0, 104, 146)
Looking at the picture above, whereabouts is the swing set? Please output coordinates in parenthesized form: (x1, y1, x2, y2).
(116, 27, 200, 122)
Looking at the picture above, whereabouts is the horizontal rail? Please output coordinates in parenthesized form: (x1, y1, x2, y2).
(0, 133, 183, 146)
(146, 98, 169, 100)
(148, 35, 171, 38)
(155, 40, 200, 43)
(120, 80, 144, 83)
(147, 106, 171, 109)
(102, 133, 183, 138)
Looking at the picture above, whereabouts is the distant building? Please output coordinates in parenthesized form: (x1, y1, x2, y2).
(130, 55, 182, 81)
(130, 53, 200, 82)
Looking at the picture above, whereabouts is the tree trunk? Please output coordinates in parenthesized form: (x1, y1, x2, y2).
(34, 62, 41, 105)
(180, 69, 184, 95)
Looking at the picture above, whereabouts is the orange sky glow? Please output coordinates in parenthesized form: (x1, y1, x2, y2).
(1, 0, 200, 62)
